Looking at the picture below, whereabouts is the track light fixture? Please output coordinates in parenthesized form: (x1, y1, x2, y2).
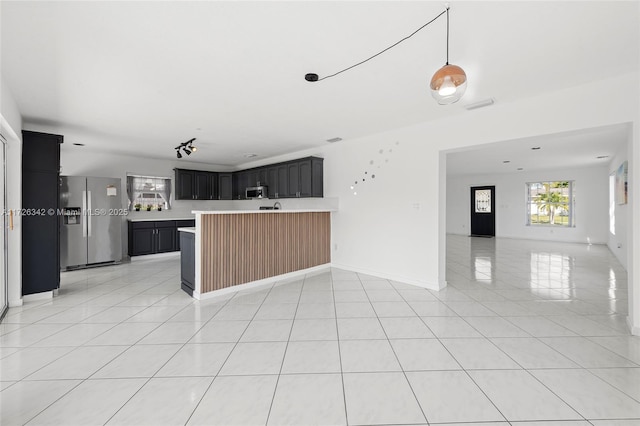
(175, 138, 197, 159)
(304, 6, 467, 105)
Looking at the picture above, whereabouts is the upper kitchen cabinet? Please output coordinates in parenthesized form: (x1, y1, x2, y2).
(266, 166, 279, 198)
(233, 171, 249, 199)
(277, 157, 324, 198)
(287, 162, 300, 198)
(175, 169, 219, 200)
(218, 173, 233, 200)
(175, 169, 195, 200)
(22, 130, 63, 296)
(175, 156, 323, 201)
(298, 157, 323, 197)
(194, 171, 211, 200)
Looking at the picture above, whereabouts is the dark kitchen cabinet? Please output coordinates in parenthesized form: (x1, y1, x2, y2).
(179, 231, 195, 296)
(266, 167, 279, 198)
(175, 169, 219, 200)
(299, 157, 323, 197)
(129, 220, 195, 256)
(194, 171, 210, 200)
(277, 164, 289, 198)
(22, 130, 63, 296)
(129, 224, 155, 255)
(175, 219, 195, 250)
(287, 162, 300, 198)
(129, 220, 174, 256)
(175, 169, 195, 200)
(233, 171, 249, 199)
(248, 170, 260, 188)
(155, 221, 176, 253)
(176, 156, 323, 201)
(218, 173, 233, 200)
(208, 173, 219, 200)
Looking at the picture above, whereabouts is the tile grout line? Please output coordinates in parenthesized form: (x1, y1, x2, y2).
(332, 272, 353, 426)
(263, 274, 309, 426)
(181, 282, 277, 426)
(10, 263, 181, 423)
(361, 275, 430, 425)
(98, 277, 238, 425)
(401, 290, 510, 424)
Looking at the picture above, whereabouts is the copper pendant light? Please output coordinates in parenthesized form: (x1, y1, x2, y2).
(430, 7, 467, 104)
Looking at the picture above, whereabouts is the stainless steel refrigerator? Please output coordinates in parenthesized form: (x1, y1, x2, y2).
(60, 176, 122, 269)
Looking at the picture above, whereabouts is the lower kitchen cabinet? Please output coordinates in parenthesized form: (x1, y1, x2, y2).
(179, 231, 195, 295)
(129, 225, 155, 255)
(155, 222, 176, 253)
(175, 220, 196, 250)
(128, 219, 194, 256)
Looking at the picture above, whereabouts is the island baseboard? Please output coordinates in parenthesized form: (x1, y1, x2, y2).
(192, 263, 331, 300)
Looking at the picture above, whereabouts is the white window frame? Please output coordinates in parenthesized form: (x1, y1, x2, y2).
(526, 180, 575, 227)
(126, 174, 172, 211)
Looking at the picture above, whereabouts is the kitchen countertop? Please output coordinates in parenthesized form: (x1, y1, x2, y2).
(177, 227, 196, 233)
(191, 209, 336, 214)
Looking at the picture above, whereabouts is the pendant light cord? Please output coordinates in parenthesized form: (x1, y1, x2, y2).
(446, 6, 450, 65)
(316, 8, 447, 82)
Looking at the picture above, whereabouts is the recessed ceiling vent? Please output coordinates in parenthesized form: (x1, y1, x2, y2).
(73, 143, 85, 146)
(326, 137, 343, 143)
(464, 98, 495, 110)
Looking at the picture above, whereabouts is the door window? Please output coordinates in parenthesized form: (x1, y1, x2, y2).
(474, 189, 491, 213)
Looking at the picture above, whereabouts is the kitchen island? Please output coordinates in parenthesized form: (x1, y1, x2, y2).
(181, 210, 333, 299)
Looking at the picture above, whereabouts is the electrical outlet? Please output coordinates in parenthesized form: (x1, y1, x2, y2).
(334, 243, 338, 251)
(617, 242, 622, 248)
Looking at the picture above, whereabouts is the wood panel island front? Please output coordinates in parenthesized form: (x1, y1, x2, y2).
(179, 210, 333, 299)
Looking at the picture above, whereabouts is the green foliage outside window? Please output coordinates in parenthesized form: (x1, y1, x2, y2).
(527, 181, 573, 226)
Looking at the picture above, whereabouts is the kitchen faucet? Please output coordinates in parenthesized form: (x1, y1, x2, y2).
(273, 201, 282, 210)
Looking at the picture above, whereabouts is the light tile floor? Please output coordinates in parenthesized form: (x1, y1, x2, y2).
(1, 235, 639, 425)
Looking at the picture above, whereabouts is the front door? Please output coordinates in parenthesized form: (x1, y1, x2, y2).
(470, 186, 495, 237)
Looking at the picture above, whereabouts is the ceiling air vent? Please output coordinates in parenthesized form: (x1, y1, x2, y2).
(464, 98, 495, 111)
(326, 137, 343, 143)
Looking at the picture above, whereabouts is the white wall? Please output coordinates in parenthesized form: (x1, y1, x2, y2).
(447, 165, 610, 244)
(1, 76, 23, 307)
(608, 139, 630, 269)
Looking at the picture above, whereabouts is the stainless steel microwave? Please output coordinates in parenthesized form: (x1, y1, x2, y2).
(246, 186, 268, 199)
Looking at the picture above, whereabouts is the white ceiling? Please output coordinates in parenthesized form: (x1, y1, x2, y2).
(446, 123, 630, 176)
(1, 1, 638, 167)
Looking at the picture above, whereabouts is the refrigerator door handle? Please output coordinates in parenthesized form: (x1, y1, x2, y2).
(87, 190, 92, 237)
(82, 190, 87, 237)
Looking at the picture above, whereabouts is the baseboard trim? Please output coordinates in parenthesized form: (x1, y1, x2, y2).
(627, 316, 640, 336)
(330, 263, 443, 291)
(22, 291, 53, 303)
(130, 252, 180, 261)
(193, 264, 331, 301)
(8, 298, 23, 308)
